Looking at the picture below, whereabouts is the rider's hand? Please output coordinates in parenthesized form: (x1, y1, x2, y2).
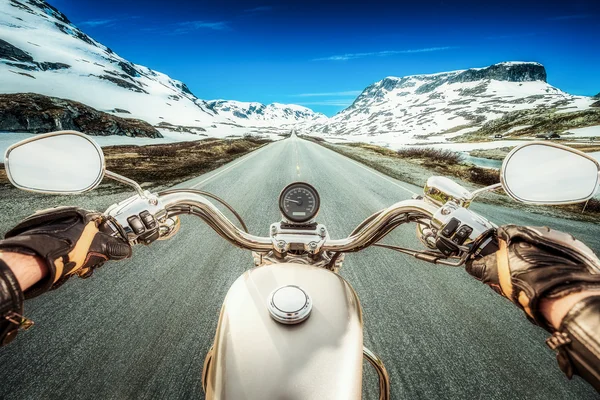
(0, 207, 131, 297)
(466, 225, 600, 330)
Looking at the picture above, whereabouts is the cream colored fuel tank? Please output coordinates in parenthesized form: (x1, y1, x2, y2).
(203, 263, 364, 400)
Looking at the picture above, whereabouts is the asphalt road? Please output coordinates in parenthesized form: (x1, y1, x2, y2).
(1, 135, 599, 399)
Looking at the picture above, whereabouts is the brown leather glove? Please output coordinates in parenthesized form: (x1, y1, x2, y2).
(466, 225, 600, 331)
(0, 206, 131, 298)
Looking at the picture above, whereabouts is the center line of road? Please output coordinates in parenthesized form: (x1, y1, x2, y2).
(190, 143, 271, 188)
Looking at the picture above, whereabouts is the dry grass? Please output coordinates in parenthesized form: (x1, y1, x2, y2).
(300, 135, 325, 142)
(396, 147, 464, 164)
(0, 164, 7, 187)
(335, 142, 501, 185)
(102, 137, 270, 186)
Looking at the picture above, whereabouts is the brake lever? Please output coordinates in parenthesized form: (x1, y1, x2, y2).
(372, 243, 467, 267)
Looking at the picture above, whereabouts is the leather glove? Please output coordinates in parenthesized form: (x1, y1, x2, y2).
(0, 207, 131, 298)
(466, 225, 600, 330)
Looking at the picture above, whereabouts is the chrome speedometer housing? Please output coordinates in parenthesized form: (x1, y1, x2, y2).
(278, 182, 320, 223)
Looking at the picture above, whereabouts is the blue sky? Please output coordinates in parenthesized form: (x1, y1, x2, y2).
(51, 0, 599, 116)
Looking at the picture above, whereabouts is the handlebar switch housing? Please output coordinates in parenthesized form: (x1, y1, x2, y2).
(441, 217, 460, 237)
(452, 225, 473, 245)
(432, 201, 496, 255)
(105, 193, 167, 245)
(436, 236, 459, 256)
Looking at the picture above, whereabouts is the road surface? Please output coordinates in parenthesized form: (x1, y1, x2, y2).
(1, 135, 598, 399)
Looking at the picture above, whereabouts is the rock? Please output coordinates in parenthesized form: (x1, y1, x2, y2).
(451, 63, 546, 84)
(8, 0, 34, 14)
(0, 38, 34, 63)
(593, 93, 600, 100)
(0, 93, 162, 138)
(118, 61, 139, 78)
(36, 0, 71, 24)
(9, 71, 35, 79)
(0, 39, 71, 72)
(178, 83, 194, 96)
(37, 62, 71, 71)
(591, 100, 600, 108)
(156, 122, 206, 133)
(6, 62, 37, 71)
(96, 74, 148, 94)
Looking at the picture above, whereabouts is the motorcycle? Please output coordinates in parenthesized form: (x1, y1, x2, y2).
(4, 131, 600, 399)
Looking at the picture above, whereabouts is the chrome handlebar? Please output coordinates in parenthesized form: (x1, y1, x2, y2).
(322, 200, 438, 252)
(105, 188, 494, 262)
(105, 190, 440, 254)
(159, 191, 272, 252)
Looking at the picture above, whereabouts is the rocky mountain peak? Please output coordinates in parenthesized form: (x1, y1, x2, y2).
(451, 62, 546, 83)
(302, 62, 594, 140)
(349, 62, 548, 111)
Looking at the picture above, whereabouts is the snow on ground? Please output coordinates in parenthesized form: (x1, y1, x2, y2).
(563, 126, 600, 138)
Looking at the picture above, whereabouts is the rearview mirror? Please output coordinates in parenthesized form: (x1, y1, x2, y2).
(4, 131, 105, 194)
(501, 143, 599, 205)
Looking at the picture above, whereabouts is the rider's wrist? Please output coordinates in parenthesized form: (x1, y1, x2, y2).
(540, 289, 600, 330)
(0, 251, 47, 291)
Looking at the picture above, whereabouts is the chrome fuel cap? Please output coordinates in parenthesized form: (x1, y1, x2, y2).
(268, 285, 312, 325)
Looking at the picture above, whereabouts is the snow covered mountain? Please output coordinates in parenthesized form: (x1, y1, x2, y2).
(206, 100, 325, 126)
(0, 0, 318, 131)
(302, 62, 597, 143)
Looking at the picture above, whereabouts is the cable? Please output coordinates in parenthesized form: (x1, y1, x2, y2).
(159, 188, 249, 233)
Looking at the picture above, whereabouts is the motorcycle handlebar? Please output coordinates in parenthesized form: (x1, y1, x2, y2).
(159, 191, 273, 251)
(157, 191, 438, 254)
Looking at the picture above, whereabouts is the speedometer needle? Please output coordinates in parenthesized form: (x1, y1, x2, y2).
(286, 199, 301, 205)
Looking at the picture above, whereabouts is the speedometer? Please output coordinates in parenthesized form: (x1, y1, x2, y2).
(278, 182, 321, 223)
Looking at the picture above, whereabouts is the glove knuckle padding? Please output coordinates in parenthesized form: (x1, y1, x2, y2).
(499, 225, 600, 274)
(0, 207, 130, 297)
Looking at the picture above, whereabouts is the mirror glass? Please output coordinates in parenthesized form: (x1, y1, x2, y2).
(501, 144, 599, 204)
(5, 132, 105, 194)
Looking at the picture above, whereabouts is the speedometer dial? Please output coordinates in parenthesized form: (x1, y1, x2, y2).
(278, 182, 320, 223)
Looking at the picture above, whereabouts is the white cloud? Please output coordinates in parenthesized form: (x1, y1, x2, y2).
(244, 6, 272, 13)
(171, 20, 229, 34)
(293, 90, 362, 97)
(296, 99, 355, 107)
(313, 46, 456, 61)
(78, 19, 119, 27)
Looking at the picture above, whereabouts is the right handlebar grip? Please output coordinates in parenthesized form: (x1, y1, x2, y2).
(99, 217, 129, 243)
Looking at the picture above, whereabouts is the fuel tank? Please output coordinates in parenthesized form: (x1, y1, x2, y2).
(203, 263, 364, 400)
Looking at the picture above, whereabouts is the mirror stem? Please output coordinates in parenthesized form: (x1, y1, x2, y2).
(105, 170, 146, 198)
(470, 183, 502, 201)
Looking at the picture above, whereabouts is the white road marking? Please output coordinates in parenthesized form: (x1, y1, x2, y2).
(345, 158, 417, 196)
(190, 137, 416, 197)
(190, 143, 271, 188)
(310, 141, 417, 196)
